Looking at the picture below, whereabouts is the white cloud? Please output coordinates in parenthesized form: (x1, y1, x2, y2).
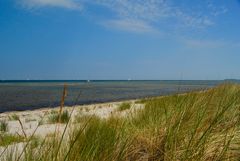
(86, 0, 222, 32)
(174, 10, 214, 28)
(91, 0, 171, 21)
(18, 0, 228, 34)
(103, 19, 158, 33)
(207, 1, 228, 16)
(20, 0, 81, 10)
(86, 0, 169, 33)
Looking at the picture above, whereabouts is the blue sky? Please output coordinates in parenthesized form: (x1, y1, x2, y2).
(0, 0, 240, 80)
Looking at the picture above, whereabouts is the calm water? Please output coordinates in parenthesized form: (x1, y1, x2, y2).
(0, 80, 222, 113)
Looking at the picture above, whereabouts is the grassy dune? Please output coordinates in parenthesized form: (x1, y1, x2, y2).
(1, 84, 240, 161)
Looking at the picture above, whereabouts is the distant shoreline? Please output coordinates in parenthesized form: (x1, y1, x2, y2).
(0, 80, 224, 83)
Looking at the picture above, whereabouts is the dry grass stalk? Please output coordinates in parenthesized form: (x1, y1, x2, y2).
(59, 84, 67, 123)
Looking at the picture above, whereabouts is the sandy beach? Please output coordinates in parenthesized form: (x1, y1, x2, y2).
(0, 99, 145, 155)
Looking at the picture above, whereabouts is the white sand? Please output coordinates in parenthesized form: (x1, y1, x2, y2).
(0, 100, 144, 146)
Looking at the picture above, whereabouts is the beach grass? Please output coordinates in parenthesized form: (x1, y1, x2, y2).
(47, 110, 70, 124)
(8, 114, 19, 121)
(0, 134, 24, 147)
(2, 83, 240, 160)
(0, 120, 8, 132)
(118, 102, 131, 111)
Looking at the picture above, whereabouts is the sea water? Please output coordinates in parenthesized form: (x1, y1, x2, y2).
(0, 80, 222, 113)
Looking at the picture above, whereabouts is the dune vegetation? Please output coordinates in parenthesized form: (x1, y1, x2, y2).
(118, 102, 131, 111)
(1, 84, 240, 161)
